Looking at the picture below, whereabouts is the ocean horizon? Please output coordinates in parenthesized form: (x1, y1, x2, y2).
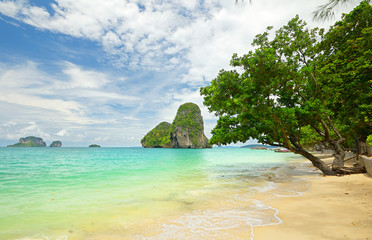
(1, 147, 315, 239)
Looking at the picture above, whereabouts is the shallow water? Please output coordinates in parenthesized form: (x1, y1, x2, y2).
(0, 147, 315, 239)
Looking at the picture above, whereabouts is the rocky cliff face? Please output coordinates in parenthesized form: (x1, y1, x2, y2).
(49, 141, 62, 147)
(141, 122, 171, 148)
(8, 136, 47, 147)
(170, 103, 211, 148)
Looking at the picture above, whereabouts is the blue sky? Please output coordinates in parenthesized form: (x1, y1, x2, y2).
(0, 0, 359, 147)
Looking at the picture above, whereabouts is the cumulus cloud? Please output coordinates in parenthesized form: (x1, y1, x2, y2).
(1, 121, 17, 127)
(61, 62, 109, 89)
(4, 121, 50, 141)
(0, 0, 202, 70)
(56, 129, 69, 136)
(0, 0, 359, 81)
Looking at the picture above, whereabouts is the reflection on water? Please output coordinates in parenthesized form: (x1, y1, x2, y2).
(0, 147, 317, 239)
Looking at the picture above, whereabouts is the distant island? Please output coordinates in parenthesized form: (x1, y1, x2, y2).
(7, 136, 62, 147)
(240, 144, 278, 149)
(7, 136, 47, 147)
(89, 144, 101, 147)
(141, 102, 211, 148)
(49, 141, 62, 147)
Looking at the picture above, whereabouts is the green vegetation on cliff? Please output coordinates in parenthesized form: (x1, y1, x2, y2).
(141, 122, 171, 148)
(7, 136, 47, 147)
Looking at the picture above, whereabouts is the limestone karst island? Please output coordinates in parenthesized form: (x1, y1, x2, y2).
(49, 141, 62, 147)
(141, 102, 211, 148)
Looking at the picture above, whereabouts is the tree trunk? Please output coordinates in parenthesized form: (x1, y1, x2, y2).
(296, 148, 336, 175)
(335, 166, 366, 175)
(330, 139, 345, 170)
(289, 140, 336, 175)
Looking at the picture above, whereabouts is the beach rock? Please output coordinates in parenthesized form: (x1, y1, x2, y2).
(89, 144, 101, 147)
(141, 122, 171, 148)
(170, 103, 211, 148)
(7, 136, 47, 147)
(49, 141, 62, 147)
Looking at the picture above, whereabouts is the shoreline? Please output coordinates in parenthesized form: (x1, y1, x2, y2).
(253, 171, 372, 240)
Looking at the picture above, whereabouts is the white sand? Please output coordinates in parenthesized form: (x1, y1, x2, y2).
(254, 173, 372, 240)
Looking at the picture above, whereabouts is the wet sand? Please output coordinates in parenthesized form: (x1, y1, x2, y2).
(254, 173, 372, 240)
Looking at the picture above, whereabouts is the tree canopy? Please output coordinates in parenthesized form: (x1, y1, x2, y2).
(201, 1, 371, 175)
(317, 1, 372, 144)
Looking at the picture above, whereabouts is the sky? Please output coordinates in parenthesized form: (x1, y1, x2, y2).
(0, 0, 360, 147)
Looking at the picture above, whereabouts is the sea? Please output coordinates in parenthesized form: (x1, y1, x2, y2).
(0, 147, 318, 240)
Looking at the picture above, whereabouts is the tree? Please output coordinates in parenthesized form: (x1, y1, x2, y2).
(201, 2, 370, 175)
(317, 0, 372, 144)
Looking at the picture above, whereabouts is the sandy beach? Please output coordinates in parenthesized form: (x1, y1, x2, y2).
(254, 172, 372, 240)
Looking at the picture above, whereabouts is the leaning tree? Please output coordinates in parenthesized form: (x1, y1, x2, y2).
(201, 1, 371, 175)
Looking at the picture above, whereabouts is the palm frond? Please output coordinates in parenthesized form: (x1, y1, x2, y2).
(313, 0, 353, 21)
(235, 0, 253, 4)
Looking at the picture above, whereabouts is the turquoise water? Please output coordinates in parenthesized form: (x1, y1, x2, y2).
(0, 147, 310, 239)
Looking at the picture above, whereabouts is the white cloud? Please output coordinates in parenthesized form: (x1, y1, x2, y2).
(155, 87, 217, 139)
(5, 122, 50, 141)
(122, 116, 139, 121)
(93, 136, 109, 142)
(61, 62, 109, 89)
(0, 0, 21, 17)
(102, 31, 122, 51)
(56, 129, 68, 136)
(0, 0, 360, 77)
(0, 0, 223, 71)
(1, 121, 17, 127)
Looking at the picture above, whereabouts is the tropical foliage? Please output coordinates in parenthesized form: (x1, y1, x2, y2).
(141, 122, 172, 148)
(317, 1, 372, 144)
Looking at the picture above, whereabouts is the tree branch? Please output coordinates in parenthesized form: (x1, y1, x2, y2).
(310, 122, 326, 138)
(261, 140, 284, 148)
(320, 119, 331, 140)
(326, 116, 345, 143)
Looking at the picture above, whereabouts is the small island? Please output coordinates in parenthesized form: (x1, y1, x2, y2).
(89, 144, 101, 147)
(49, 141, 62, 147)
(141, 102, 211, 148)
(7, 136, 47, 147)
